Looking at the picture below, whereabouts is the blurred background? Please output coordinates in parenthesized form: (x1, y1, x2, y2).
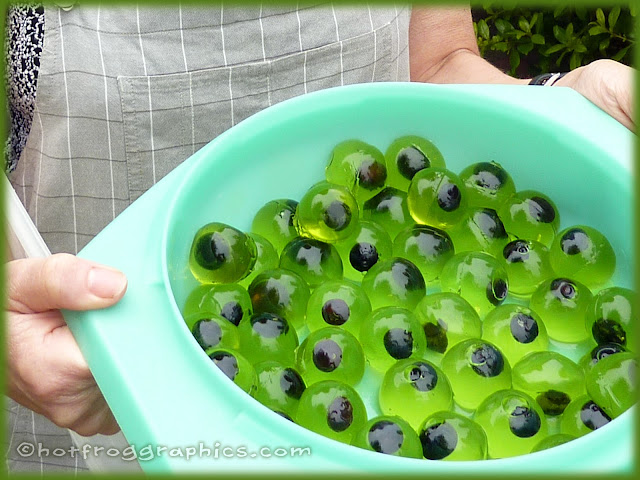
(471, 3, 635, 77)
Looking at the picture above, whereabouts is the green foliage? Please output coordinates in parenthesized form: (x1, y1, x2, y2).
(473, 4, 636, 77)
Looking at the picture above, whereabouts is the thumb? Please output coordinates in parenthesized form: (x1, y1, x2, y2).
(7, 253, 128, 314)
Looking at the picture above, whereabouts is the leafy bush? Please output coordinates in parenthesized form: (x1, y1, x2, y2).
(472, 3, 636, 77)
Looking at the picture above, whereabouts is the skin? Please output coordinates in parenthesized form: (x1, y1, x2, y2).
(5, 5, 634, 438)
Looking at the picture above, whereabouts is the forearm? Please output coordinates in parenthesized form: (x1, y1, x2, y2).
(409, 5, 528, 85)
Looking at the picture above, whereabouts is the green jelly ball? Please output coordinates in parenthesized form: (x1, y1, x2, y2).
(187, 312, 240, 351)
(325, 139, 387, 205)
(418, 411, 488, 461)
(585, 287, 636, 351)
(361, 257, 426, 311)
(296, 380, 367, 444)
(497, 190, 560, 248)
(500, 239, 554, 298)
(549, 225, 616, 290)
(362, 187, 415, 240)
(295, 181, 359, 243)
(189, 222, 257, 284)
(384, 135, 446, 192)
(185, 283, 252, 327)
(351, 415, 423, 458)
(579, 342, 627, 372)
(379, 359, 453, 430)
(297, 327, 365, 386)
(407, 167, 467, 229)
(440, 252, 509, 319)
(393, 224, 455, 284)
(238, 233, 279, 289)
(474, 389, 548, 459)
(251, 199, 299, 254)
(529, 277, 593, 343)
(279, 237, 343, 288)
(530, 433, 576, 453)
(182, 284, 220, 319)
(511, 351, 586, 417)
(206, 348, 257, 394)
(414, 292, 482, 361)
(252, 361, 307, 419)
(441, 339, 512, 411)
(237, 312, 298, 365)
(334, 220, 393, 282)
(586, 351, 636, 419)
(305, 280, 371, 336)
(458, 161, 516, 210)
(560, 394, 612, 438)
(447, 208, 510, 257)
(248, 269, 310, 332)
(482, 305, 549, 366)
(359, 307, 427, 373)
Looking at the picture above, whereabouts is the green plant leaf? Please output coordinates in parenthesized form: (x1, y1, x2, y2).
(574, 43, 587, 53)
(478, 19, 491, 40)
(569, 51, 583, 70)
(545, 44, 565, 55)
(553, 25, 566, 43)
(553, 6, 565, 19)
(493, 41, 509, 52)
(517, 42, 534, 54)
(596, 8, 606, 26)
(509, 49, 521, 72)
(494, 18, 511, 34)
(609, 6, 621, 29)
(531, 33, 545, 44)
(566, 22, 574, 37)
(530, 12, 538, 30)
(599, 37, 610, 52)
(612, 45, 631, 61)
(518, 17, 530, 33)
(589, 25, 609, 36)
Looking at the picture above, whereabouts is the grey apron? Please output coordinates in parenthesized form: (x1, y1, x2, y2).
(6, 1, 411, 473)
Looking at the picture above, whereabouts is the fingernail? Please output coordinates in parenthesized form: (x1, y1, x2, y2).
(87, 267, 127, 299)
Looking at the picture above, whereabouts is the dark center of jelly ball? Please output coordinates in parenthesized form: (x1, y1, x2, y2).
(551, 278, 576, 300)
(276, 411, 294, 422)
(580, 401, 611, 430)
(327, 396, 353, 432)
(194, 232, 229, 270)
(321, 299, 351, 326)
(470, 344, 504, 377)
(408, 362, 438, 392)
(249, 277, 290, 315)
(349, 242, 379, 272)
(528, 196, 556, 223)
(192, 319, 223, 349)
(472, 162, 508, 191)
(383, 328, 414, 360)
(536, 390, 571, 416)
(509, 405, 541, 438)
(368, 421, 404, 455)
(423, 319, 448, 354)
(592, 319, 627, 346)
(437, 182, 461, 212)
(560, 228, 591, 255)
(486, 278, 508, 306)
(323, 200, 352, 232)
(589, 343, 626, 367)
(290, 238, 330, 268)
(510, 313, 539, 344)
(358, 159, 387, 191)
(313, 339, 343, 372)
(209, 352, 238, 381)
(280, 368, 306, 400)
(503, 240, 531, 264)
(474, 209, 507, 239)
(397, 146, 429, 180)
(420, 422, 458, 460)
(220, 301, 244, 326)
(392, 259, 426, 292)
(250, 313, 289, 338)
(279, 200, 299, 228)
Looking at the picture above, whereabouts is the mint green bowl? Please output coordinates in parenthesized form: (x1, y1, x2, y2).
(64, 83, 634, 473)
